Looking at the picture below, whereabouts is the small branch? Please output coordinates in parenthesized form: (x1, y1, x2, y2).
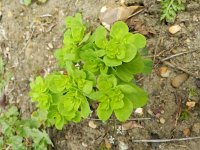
(153, 24, 163, 63)
(132, 136, 200, 143)
(87, 118, 151, 121)
(161, 49, 200, 62)
(161, 60, 200, 79)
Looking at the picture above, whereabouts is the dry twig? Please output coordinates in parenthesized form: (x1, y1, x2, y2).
(133, 136, 200, 143)
(88, 118, 151, 121)
(161, 49, 200, 62)
(160, 60, 200, 79)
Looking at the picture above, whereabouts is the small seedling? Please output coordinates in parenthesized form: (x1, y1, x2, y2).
(21, 0, 47, 6)
(0, 106, 52, 150)
(160, 0, 185, 22)
(29, 13, 152, 130)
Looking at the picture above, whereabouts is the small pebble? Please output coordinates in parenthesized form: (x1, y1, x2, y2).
(82, 142, 88, 147)
(134, 108, 143, 116)
(7, 11, 13, 18)
(159, 66, 170, 78)
(48, 43, 54, 49)
(147, 109, 154, 116)
(159, 118, 165, 124)
(119, 141, 128, 150)
(169, 25, 181, 34)
(171, 73, 189, 88)
(186, 101, 196, 109)
(183, 128, 190, 137)
(88, 120, 97, 129)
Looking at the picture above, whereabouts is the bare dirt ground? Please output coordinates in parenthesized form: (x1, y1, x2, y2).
(0, 0, 200, 149)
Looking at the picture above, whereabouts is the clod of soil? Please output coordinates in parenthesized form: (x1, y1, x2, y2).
(192, 123, 200, 134)
(171, 73, 189, 88)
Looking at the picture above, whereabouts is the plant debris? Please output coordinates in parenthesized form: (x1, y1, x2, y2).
(99, 5, 144, 30)
(126, 18, 157, 36)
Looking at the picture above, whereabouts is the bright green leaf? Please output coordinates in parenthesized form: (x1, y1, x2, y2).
(94, 26, 108, 49)
(110, 21, 129, 41)
(97, 103, 112, 121)
(114, 98, 133, 122)
(80, 98, 91, 118)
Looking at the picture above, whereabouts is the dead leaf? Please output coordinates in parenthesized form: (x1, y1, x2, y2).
(122, 121, 143, 130)
(126, 17, 157, 36)
(183, 128, 190, 137)
(99, 5, 144, 30)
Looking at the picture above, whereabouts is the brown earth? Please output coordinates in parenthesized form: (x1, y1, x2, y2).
(0, 0, 200, 149)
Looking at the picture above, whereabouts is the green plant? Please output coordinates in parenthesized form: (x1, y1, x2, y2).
(0, 106, 52, 150)
(29, 13, 152, 130)
(160, 0, 185, 22)
(22, 0, 47, 6)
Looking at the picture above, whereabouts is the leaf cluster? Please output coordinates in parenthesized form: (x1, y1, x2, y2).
(0, 106, 52, 150)
(160, 0, 185, 22)
(29, 13, 152, 130)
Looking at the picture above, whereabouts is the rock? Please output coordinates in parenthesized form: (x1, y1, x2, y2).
(192, 123, 200, 134)
(81, 142, 88, 147)
(159, 66, 170, 78)
(159, 118, 165, 124)
(171, 73, 189, 88)
(134, 108, 143, 116)
(88, 120, 97, 129)
(48, 43, 54, 49)
(193, 15, 199, 22)
(122, 121, 143, 130)
(183, 128, 190, 137)
(186, 101, 196, 110)
(7, 11, 13, 18)
(119, 141, 128, 150)
(147, 109, 154, 116)
(169, 25, 181, 34)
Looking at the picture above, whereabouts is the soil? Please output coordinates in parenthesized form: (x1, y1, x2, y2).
(0, 0, 200, 150)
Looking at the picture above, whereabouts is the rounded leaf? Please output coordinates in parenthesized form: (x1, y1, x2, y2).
(110, 21, 129, 40)
(46, 74, 68, 93)
(103, 56, 122, 66)
(94, 26, 108, 49)
(114, 98, 133, 122)
(80, 98, 91, 118)
(123, 44, 137, 63)
(97, 103, 112, 121)
(125, 33, 146, 49)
